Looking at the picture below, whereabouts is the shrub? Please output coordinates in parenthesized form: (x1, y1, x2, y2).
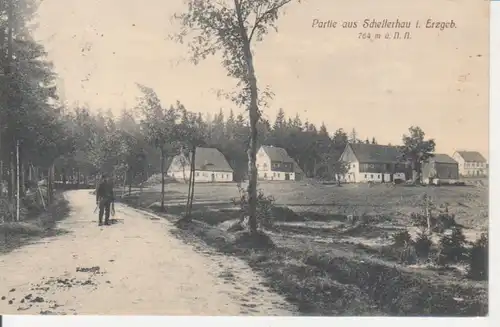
(410, 196, 458, 234)
(433, 213, 458, 233)
(437, 227, 467, 265)
(467, 233, 488, 281)
(390, 230, 417, 265)
(231, 184, 276, 228)
(399, 244, 417, 265)
(414, 230, 433, 259)
(391, 230, 413, 247)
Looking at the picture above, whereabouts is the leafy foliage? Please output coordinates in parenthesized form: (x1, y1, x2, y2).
(437, 227, 467, 265)
(232, 183, 276, 228)
(466, 233, 488, 281)
(172, 0, 301, 234)
(398, 126, 436, 182)
(413, 229, 433, 259)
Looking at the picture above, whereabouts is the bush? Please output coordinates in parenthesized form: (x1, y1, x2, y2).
(467, 233, 488, 281)
(433, 213, 458, 233)
(390, 230, 417, 265)
(231, 184, 276, 228)
(437, 227, 467, 265)
(413, 230, 433, 260)
(410, 197, 458, 234)
(392, 230, 413, 247)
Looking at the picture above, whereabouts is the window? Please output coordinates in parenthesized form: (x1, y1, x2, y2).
(273, 173, 276, 177)
(196, 172, 199, 177)
(263, 163, 268, 169)
(352, 164, 356, 168)
(364, 174, 367, 178)
(378, 174, 380, 178)
(370, 174, 373, 178)
(278, 173, 280, 178)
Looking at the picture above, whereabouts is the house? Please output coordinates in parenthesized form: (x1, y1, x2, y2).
(256, 145, 302, 181)
(167, 147, 234, 183)
(339, 143, 411, 183)
(452, 151, 488, 177)
(421, 154, 459, 185)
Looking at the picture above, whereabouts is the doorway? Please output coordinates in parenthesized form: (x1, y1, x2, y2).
(285, 173, 290, 180)
(211, 173, 215, 182)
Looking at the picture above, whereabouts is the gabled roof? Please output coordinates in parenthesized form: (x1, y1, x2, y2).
(456, 151, 487, 163)
(179, 147, 233, 172)
(348, 143, 402, 163)
(429, 153, 457, 164)
(260, 145, 294, 163)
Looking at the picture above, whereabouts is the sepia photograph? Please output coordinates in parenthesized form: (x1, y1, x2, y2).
(0, 0, 490, 318)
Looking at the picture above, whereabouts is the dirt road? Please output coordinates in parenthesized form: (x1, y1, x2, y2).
(0, 190, 294, 315)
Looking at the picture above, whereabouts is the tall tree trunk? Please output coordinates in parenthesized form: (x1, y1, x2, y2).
(128, 170, 132, 196)
(47, 167, 52, 205)
(188, 146, 196, 217)
(412, 160, 421, 184)
(234, 0, 259, 234)
(20, 159, 25, 196)
(185, 155, 193, 218)
(16, 140, 19, 220)
(9, 152, 14, 201)
(160, 149, 165, 211)
(28, 161, 32, 181)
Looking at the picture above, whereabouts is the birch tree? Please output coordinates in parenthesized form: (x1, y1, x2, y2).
(136, 84, 179, 211)
(172, 0, 299, 234)
(177, 105, 206, 221)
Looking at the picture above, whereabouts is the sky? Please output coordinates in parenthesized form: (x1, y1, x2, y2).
(32, 0, 489, 158)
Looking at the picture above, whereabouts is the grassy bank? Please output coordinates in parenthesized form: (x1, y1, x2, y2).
(0, 192, 71, 254)
(119, 182, 488, 316)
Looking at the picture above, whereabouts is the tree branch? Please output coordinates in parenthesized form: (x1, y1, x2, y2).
(248, 0, 293, 42)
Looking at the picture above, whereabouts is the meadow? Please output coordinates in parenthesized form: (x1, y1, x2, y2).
(120, 179, 488, 316)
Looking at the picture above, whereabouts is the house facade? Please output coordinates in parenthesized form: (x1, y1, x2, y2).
(452, 151, 488, 177)
(256, 145, 302, 181)
(339, 143, 410, 183)
(167, 147, 234, 183)
(421, 154, 459, 185)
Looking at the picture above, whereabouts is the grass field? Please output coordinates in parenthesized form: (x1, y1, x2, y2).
(120, 180, 488, 316)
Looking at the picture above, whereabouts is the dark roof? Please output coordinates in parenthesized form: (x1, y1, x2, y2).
(457, 151, 487, 163)
(349, 143, 402, 163)
(261, 145, 294, 163)
(189, 147, 234, 172)
(429, 153, 457, 164)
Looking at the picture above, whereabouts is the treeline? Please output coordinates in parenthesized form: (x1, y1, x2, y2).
(1, 0, 70, 209)
(51, 86, 385, 188)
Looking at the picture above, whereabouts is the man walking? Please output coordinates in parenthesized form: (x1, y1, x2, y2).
(96, 173, 115, 226)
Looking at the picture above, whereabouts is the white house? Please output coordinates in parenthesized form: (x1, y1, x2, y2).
(167, 147, 234, 183)
(452, 151, 488, 177)
(256, 145, 303, 181)
(339, 143, 410, 183)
